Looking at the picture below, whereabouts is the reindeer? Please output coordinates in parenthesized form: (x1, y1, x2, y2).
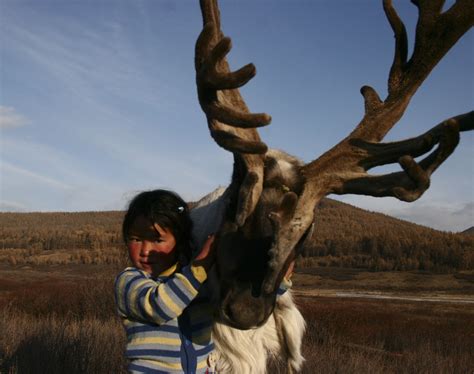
(188, 0, 473, 372)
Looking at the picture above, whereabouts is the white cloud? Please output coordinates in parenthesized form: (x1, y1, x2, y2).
(453, 202, 474, 217)
(5, 18, 170, 114)
(0, 106, 30, 128)
(393, 202, 473, 232)
(1, 160, 73, 190)
(1, 137, 127, 211)
(0, 200, 27, 212)
(335, 195, 473, 233)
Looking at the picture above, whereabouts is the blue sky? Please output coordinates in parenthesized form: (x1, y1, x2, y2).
(0, 0, 472, 232)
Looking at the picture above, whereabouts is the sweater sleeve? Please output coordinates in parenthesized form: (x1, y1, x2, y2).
(114, 265, 207, 325)
(277, 277, 293, 296)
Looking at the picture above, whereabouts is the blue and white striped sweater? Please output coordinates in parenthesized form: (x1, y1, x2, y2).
(115, 264, 293, 373)
(115, 265, 214, 373)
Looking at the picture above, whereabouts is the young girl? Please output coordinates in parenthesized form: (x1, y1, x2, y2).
(115, 189, 216, 374)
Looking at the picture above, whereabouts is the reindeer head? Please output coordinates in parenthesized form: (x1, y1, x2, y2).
(204, 150, 310, 329)
(194, 0, 473, 329)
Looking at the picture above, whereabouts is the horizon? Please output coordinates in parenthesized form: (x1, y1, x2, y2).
(0, 197, 472, 235)
(1, 0, 473, 232)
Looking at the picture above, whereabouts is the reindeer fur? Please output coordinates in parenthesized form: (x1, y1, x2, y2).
(212, 290, 306, 373)
(190, 150, 306, 372)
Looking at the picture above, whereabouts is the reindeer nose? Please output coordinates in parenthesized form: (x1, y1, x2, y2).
(224, 289, 273, 329)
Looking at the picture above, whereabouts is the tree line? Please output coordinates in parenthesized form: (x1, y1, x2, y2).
(299, 199, 473, 271)
(0, 211, 123, 251)
(1, 199, 472, 271)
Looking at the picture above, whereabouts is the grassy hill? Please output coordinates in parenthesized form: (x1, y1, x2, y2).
(462, 226, 474, 235)
(0, 198, 472, 271)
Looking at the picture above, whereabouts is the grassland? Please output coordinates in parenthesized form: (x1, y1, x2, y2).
(295, 295, 474, 374)
(1, 263, 473, 373)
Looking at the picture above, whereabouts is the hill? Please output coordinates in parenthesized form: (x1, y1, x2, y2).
(462, 226, 474, 236)
(299, 199, 474, 271)
(0, 199, 472, 271)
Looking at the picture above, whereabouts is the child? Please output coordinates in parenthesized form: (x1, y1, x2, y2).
(115, 189, 216, 374)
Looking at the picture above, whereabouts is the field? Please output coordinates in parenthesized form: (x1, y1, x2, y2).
(0, 263, 473, 373)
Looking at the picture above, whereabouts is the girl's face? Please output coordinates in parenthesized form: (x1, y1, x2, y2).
(126, 215, 177, 277)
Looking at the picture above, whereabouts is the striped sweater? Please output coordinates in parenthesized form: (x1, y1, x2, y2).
(115, 264, 214, 373)
(115, 264, 292, 373)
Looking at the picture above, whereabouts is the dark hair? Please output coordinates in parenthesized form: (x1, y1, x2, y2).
(122, 189, 194, 264)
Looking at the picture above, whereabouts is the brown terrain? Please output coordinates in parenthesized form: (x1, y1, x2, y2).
(0, 201, 473, 373)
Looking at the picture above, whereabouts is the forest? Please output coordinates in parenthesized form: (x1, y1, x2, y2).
(1, 198, 472, 272)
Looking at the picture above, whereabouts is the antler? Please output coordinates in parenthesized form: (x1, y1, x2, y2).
(196, 0, 271, 225)
(263, 0, 473, 293)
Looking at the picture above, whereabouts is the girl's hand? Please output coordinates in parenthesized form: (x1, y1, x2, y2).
(193, 235, 216, 271)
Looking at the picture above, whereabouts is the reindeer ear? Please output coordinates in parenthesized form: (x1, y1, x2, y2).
(235, 171, 259, 226)
(267, 191, 297, 233)
(279, 192, 298, 224)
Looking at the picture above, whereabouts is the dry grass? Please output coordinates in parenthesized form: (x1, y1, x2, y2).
(295, 296, 474, 374)
(0, 274, 127, 373)
(0, 247, 127, 266)
(294, 267, 474, 294)
(0, 311, 126, 374)
(1, 266, 473, 373)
